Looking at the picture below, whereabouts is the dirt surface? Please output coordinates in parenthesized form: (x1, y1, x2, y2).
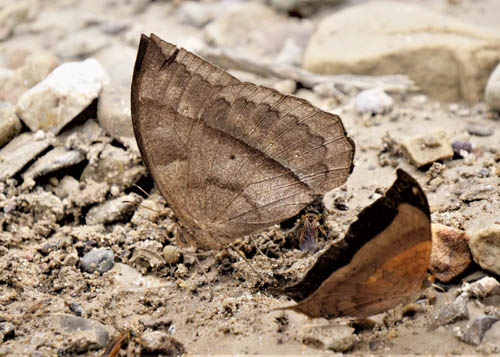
(2, 0, 500, 355)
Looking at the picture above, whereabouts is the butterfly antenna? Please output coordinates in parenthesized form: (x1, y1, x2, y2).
(230, 246, 265, 281)
(133, 183, 152, 198)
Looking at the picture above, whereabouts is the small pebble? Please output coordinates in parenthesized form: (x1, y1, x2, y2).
(162, 245, 182, 265)
(80, 247, 114, 274)
(466, 122, 494, 137)
(451, 140, 473, 157)
(460, 315, 500, 346)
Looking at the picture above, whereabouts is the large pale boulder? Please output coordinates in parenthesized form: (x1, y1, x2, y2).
(304, 1, 500, 102)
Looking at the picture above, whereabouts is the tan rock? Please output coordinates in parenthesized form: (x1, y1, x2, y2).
(470, 224, 500, 275)
(304, 1, 500, 102)
(399, 129, 453, 168)
(0, 104, 22, 148)
(430, 223, 472, 283)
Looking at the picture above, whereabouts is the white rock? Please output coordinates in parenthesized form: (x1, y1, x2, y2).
(16, 58, 109, 134)
(304, 1, 500, 103)
(355, 88, 393, 114)
(485, 63, 500, 111)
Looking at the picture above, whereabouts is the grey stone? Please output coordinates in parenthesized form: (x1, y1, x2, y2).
(460, 315, 500, 346)
(431, 293, 469, 329)
(0, 132, 50, 181)
(80, 247, 114, 274)
(399, 129, 454, 167)
(466, 122, 494, 137)
(57, 314, 110, 351)
(0, 103, 22, 148)
(16, 59, 109, 134)
(304, 1, 500, 103)
(85, 193, 140, 225)
(55, 28, 110, 59)
(22, 146, 85, 187)
(470, 224, 500, 275)
(176, 1, 222, 27)
(355, 88, 394, 114)
(459, 184, 495, 203)
(486, 63, 500, 111)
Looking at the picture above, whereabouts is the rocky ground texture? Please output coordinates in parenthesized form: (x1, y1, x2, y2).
(2, 0, 500, 355)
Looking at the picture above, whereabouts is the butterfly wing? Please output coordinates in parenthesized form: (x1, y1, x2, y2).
(131, 34, 355, 248)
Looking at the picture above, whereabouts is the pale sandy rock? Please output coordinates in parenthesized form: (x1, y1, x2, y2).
(16, 58, 109, 134)
(430, 223, 471, 283)
(0, 0, 36, 40)
(0, 103, 22, 148)
(0, 131, 50, 181)
(470, 224, 500, 275)
(55, 28, 110, 59)
(85, 193, 140, 225)
(399, 129, 454, 167)
(0, 52, 60, 104)
(176, 1, 222, 27)
(304, 1, 500, 102)
(485, 63, 500, 111)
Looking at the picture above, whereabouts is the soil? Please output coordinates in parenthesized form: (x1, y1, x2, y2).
(1, 0, 500, 355)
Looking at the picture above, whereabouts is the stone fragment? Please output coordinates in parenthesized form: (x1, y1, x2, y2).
(140, 331, 185, 356)
(0, 52, 60, 104)
(57, 314, 110, 352)
(451, 140, 473, 157)
(466, 122, 494, 137)
(355, 88, 393, 114)
(431, 293, 469, 329)
(0, 103, 22, 148)
(85, 193, 140, 225)
(468, 277, 500, 298)
(304, 1, 500, 102)
(80, 247, 114, 274)
(399, 129, 454, 167)
(16, 59, 109, 134)
(55, 28, 110, 59)
(299, 324, 356, 352)
(130, 248, 165, 273)
(469, 225, 500, 275)
(22, 146, 85, 187)
(459, 315, 500, 346)
(485, 63, 500, 111)
(0, 0, 35, 40)
(459, 184, 495, 202)
(162, 245, 182, 265)
(56, 176, 109, 207)
(81, 145, 145, 188)
(430, 223, 472, 282)
(0, 132, 50, 181)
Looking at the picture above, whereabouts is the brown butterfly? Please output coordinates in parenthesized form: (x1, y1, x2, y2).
(131, 34, 355, 249)
(281, 169, 432, 318)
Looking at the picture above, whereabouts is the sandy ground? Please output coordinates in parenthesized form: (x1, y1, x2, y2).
(2, 0, 500, 355)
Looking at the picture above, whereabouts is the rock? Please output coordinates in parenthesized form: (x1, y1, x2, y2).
(55, 28, 110, 59)
(355, 88, 393, 114)
(304, 1, 500, 103)
(140, 331, 186, 356)
(111, 263, 175, 292)
(22, 146, 85, 187)
(459, 315, 500, 346)
(0, 52, 60, 104)
(0, 0, 35, 40)
(80, 145, 146, 188)
(431, 293, 469, 329)
(470, 225, 500, 275)
(176, 1, 222, 27)
(399, 129, 454, 168)
(56, 176, 109, 207)
(466, 122, 494, 137)
(300, 324, 356, 352)
(130, 248, 165, 273)
(467, 277, 500, 298)
(86, 193, 140, 225)
(57, 314, 110, 352)
(430, 223, 472, 283)
(0, 132, 50, 181)
(0, 103, 22, 148)
(80, 247, 114, 274)
(273, 79, 297, 94)
(162, 245, 182, 265)
(485, 63, 500, 111)
(16, 59, 109, 134)
(451, 140, 473, 157)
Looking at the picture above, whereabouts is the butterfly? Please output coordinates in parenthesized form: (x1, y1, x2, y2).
(281, 169, 432, 318)
(131, 34, 355, 249)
